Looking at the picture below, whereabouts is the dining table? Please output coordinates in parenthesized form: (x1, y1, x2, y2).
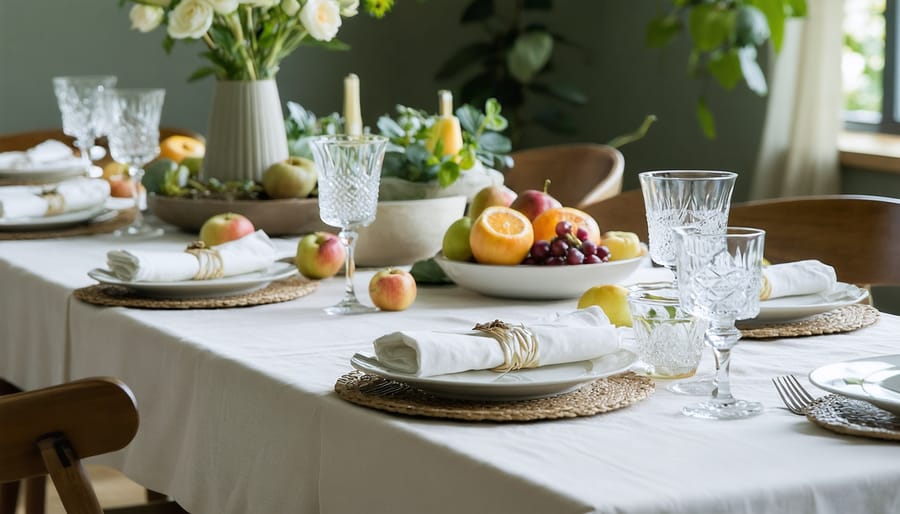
(2, 229, 900, 514)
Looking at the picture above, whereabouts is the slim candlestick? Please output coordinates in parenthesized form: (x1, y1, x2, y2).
(344, 73, 362, 137)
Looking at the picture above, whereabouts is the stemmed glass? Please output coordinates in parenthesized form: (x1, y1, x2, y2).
(52, 75, 117, 176)
(639, 170, 737, 395)
(309, 134, 388, 315)
(104, 88, 166, 239)
(673, 226, 766, 420)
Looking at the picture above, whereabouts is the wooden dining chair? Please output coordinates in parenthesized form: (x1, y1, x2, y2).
(504, 143, 624, 208)
(0, 377, 189, 514)
(581, 188, 648, 239)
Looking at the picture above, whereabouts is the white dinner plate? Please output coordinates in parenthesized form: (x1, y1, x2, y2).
(0, 164, 86, 183)
(0, 204, 109, 231)
(87, 261, 298, 298)
(809, 355, 900, 415)
(753, 282, 869, 322)
(350, 349, 638, 401)
(433, 254, 645, 300)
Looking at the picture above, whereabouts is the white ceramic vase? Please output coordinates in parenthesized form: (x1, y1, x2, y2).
(202, 79, 289, 183)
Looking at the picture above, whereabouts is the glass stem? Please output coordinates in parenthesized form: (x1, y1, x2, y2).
(75, 140, 93, 173)
(339, 228, 359, 301)
(128, 165, 145, 229)
(705, 320, 741, 404)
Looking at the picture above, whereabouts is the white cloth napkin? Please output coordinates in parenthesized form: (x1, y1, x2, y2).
(0, 178, 110, 219)
(373, 307, 620, 377)
(0, 140, 83, 171)
(107, 230, 277, 282)
(761, 260, 838, 300)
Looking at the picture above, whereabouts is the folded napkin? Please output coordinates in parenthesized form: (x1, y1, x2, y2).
(107, 230, 276, 282)
(760, 260, 837, 300)
(0, 140, 83, 171)
(0, 178, 110, 219)
(373, 307, 620, 377)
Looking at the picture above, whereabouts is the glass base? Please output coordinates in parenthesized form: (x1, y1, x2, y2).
(666, 375, 715, 396)
(324, 297, 378, 315)
(112, 224, 164, 239)
(682, 398, 763, 420)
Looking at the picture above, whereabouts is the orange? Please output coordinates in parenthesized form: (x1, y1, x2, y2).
(532, 207, 601, 245)
(159, 135, 205, 163)
(469, 206, 534, 265)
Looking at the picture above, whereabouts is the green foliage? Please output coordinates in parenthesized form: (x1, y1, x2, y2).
(646, 0, 806, 138)
(435, 0, 588, 143)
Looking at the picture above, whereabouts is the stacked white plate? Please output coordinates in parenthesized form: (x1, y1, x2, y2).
(809, 355, 900, 415)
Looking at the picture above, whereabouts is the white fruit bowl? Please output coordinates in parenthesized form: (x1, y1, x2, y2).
(434, 254, 646, 300)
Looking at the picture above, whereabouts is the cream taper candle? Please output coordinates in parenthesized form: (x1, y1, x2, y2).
(344, 73, 362, 137)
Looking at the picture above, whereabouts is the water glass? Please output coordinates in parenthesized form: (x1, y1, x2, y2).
(674, 226, 766, 420)
(309, 134, 388, 315)
(105, 88, 166, 238)
(627, 283, 708, 379)
(52, 75, 117, 174)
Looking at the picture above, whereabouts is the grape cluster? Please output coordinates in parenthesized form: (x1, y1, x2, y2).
(522, 221, 611, 265)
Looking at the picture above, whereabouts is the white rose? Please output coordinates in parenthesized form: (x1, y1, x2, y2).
(129, 4, 165, 33)
(299, 0, 341, 41)
(338, 0, 358, 17)
(243, 0, 278, 7)
(167, 0, 214, 39)
(281, 0, 300, 16)
(206, 0, 239, 14)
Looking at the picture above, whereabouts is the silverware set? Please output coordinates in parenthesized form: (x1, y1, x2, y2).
(772, 374, 817, 415)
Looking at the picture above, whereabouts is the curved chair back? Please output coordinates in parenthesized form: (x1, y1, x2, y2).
(581, 188, 647, 239)
(504, 144, 624, 208)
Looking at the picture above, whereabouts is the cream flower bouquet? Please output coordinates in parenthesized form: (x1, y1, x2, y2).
(125, 0, 394, 80)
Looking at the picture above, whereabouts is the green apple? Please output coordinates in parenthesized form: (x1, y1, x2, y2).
(262, 157, 317, 199)
(295, 232, 345, 279)
(181, 156, 203, 177)
(442, 217, 474, 261)
(142, 158, 178, 194)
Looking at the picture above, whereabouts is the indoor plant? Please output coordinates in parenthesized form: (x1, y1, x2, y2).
(122, 0, 395, 182)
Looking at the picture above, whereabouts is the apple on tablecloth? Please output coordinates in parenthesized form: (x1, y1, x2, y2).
(199, 213, 255, 247)
(295, 232, 345, 279)
(369, 269, 416, 311)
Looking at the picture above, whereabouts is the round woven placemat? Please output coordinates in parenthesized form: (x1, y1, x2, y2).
(739, 304, 879, 339)
(73, 275, 317, 310)
(0, 209, 135, 241)
(334, 371, 655, 422)
(806, 394, 900, 441)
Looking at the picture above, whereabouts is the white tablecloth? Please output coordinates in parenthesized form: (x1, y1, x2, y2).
(2, 232, 900, 514)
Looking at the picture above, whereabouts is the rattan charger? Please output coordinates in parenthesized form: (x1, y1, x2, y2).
(740, 304, 879, 339)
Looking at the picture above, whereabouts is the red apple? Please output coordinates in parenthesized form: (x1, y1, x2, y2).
(198, 213, 255, 247)
(509, 179, 562, 221)
(369, 268, 417, 311)
(295, 232, 345, 279)
(467, 184, 517, 220)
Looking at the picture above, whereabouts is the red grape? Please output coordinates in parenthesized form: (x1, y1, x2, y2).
(555, 220, 573, 238)
(576, 227, 589, 242)
(522, 256, 538, 265)
(580, 240, 597, 256)
(566, 247, 584, 265)
(531, 240, 551, 259)
(546, 256, 565, 266)
(550, 238, 569, 256)
(595, 245, 611, 262)
(583, 254, 602, 264)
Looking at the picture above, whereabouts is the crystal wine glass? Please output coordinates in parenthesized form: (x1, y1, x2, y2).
(309, 134, 388, 315)
(673, 226, 766, 420)
(638, 170, 736, 395)
(105, 88, 166, 239)
(52, 75, 117, 176)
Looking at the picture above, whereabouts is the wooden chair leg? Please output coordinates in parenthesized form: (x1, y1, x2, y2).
(38, 436, 102, 514)
(24, 476, 46, 514)
(0, 481, 20, 514)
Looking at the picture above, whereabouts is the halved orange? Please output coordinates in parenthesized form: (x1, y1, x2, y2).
(159, 135, 205, 163)
(532, 207, 601, 245)
(469, 206, 534, 265)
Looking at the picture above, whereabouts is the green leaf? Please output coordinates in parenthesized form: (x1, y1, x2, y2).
(786, 0, 807, 17)
(460, 0, 494, 23)
(478, 132, 512, 153)
(410, 258, 454, 285)
(646, 14, 682, 48)
(606, 114, 658, 149)
(377, 116, 405, 139)
(707, 49, 741, 90)
(434, 42, 493, 80)
(456, 104, 484, 135)
(187, 67, 217, 82)
(459, 146, 477, 169)
(506, 31, 554, 83)
(688, 4, 734, 51)
(742, 2, 776, 49)
(738, 46, 768, 95)
(528, 81, 587, 104)
(162, 36, 175, 55)
(696, 98, 716, 139)
(437, 161, 461, 187)
(301, 38, 351, 51)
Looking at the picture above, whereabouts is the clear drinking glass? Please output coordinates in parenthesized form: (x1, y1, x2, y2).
(52, 75, 117, 175)
(674, 226, 766, 420)
(638, 170, 737, 395)
(309, 134, 388, 315)
(105, 88, 166, 239)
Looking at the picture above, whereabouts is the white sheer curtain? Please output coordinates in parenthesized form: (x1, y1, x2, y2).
(750, 1, 845, 199)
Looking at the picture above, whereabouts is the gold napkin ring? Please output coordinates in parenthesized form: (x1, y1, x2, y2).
(473, 320, 540, 373)
(185, 241, 225, 280)
(42, 192, 65, 216)
(759, 275, 772, 300)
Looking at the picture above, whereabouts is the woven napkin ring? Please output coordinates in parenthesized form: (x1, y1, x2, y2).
(42, 192, 65, 216)
(759, 274, 772, 300)
(473, 320, 540, 373)
(185, 241, 225, 280)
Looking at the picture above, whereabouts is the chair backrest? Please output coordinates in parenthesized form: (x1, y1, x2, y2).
(0, 127, 205, 155)
(0, 378, 139, 514)
(504, 144, 624, 208)
(581, 188, 648, 239)
(729, 195, 900, 286)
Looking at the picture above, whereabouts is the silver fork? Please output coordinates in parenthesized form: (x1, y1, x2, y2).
(772, 375, 817, 415)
